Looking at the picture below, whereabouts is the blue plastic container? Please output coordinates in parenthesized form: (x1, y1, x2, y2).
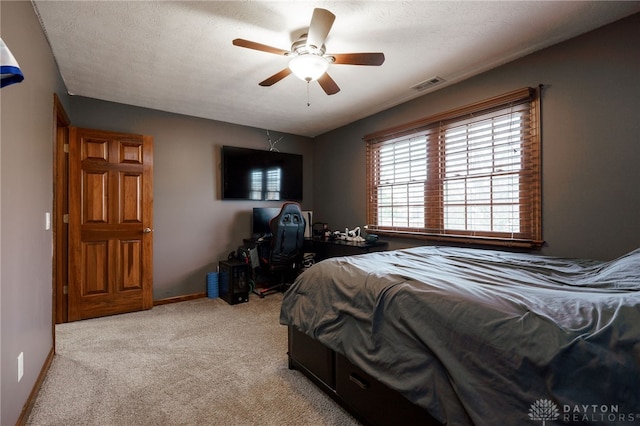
(207, 272, 219, 299)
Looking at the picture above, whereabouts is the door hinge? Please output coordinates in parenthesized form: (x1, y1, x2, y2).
(63, 144, 69, 153)
(63, 285, 68, 295)
(63, 214, 69, 224)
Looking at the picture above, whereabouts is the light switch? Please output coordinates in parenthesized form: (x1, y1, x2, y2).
(45, 212, 51, 230)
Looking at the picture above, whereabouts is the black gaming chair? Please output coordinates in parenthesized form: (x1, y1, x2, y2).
(254, 202, 306, 298)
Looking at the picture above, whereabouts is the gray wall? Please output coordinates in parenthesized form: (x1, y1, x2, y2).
(313, 13, 640, 261)
(68, 98, 314, 300)
(0, 2, 69, 424)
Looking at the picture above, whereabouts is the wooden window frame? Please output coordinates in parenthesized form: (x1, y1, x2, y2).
(365, 87, 543, 249)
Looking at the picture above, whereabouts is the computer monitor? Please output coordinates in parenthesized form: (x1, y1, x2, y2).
(252, 207, 280, 238)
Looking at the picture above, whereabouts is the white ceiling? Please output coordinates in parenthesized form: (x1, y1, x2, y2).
(32, 1, 640, 137)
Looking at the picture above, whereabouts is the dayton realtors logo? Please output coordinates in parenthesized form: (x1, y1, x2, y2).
(529, 399, 639, 424)
(529, 399, 560, 425)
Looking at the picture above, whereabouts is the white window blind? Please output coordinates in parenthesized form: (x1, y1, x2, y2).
(265, 167, 282, 200)
(250, 169, 263, 200)
(366, 87, 542, 248)
(376, 135, 428, 228)
(250, 167, 282, 200)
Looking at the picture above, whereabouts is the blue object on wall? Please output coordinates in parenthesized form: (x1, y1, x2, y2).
(1, 38, 24, 88)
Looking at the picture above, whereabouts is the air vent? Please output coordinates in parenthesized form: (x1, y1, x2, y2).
(411, 76, 445, 92)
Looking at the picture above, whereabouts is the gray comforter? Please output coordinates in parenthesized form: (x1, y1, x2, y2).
(280, 246, 640, 425)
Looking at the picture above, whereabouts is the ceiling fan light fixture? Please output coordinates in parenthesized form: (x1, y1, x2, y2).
(289, 54, 329, 82)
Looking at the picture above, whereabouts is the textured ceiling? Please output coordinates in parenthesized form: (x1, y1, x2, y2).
(33, 1, 640, 137)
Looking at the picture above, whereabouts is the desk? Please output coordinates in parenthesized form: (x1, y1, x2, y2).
(243, 237, 389, 262)
(310, 238, 388, 261)
(241, 237, 388, 287)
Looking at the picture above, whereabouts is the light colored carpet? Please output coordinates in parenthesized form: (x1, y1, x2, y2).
(27, 294, 360, 426)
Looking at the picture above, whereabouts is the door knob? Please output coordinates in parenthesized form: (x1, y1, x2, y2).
(143, 227, 153, 234)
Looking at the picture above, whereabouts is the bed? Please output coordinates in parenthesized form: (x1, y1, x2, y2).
(279, 246, 640, 425)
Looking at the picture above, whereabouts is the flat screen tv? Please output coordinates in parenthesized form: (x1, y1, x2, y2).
(221, 145, 303, 201)
(252, 207, 281, 237)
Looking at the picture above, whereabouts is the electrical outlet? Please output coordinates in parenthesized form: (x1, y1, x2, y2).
(18, 352, 24, 382)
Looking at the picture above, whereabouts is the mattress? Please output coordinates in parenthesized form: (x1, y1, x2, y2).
(280, 246, 640, 425)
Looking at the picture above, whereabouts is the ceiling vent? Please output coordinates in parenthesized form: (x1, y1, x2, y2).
(411, 76, 445, 92)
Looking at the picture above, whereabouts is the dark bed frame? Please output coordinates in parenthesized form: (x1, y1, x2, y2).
(287, 326, 442, 426)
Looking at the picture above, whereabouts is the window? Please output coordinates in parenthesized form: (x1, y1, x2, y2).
(249, 167, 282, 200)
(366, 87, 542, 248)
(249, 169, 263, 200)
(265, 167, 282, 200)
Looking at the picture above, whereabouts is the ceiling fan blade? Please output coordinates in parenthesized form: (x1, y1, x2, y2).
(330, 53, 386, 66)
(317, 73, 340, 95)
(306, 8, 335, 51)
(259, 68, 292, 87)
(232, 38, 290, 56)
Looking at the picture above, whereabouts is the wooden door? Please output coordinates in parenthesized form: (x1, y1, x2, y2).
(68, 127, 153, 321)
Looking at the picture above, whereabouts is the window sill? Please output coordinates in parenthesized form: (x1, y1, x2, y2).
(367, 229, 544, 250)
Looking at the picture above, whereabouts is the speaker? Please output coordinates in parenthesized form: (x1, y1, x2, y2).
(219, 260, 249, 305)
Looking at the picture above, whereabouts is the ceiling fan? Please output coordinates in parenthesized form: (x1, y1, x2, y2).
(232, 8, 385, 95)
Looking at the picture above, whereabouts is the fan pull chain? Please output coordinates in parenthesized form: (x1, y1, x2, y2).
(306, 81, 311, 107)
